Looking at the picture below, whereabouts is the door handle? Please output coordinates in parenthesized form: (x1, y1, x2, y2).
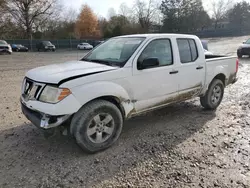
(169, 70, 179, 74)
(196, 66, 204, 70)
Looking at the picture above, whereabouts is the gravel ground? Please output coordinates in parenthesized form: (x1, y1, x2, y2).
(0, 38, 250, 188)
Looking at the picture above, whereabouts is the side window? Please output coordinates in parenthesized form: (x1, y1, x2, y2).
(177, 39, 198, 63)
(189, 39, 198, 61)
(138, 39, 173, 68)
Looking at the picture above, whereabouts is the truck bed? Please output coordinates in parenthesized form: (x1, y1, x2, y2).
(205, 54, 226, 59)
(204, 54, 237, 88)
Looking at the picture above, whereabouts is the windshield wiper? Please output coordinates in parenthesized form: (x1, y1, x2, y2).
(82, 58, 119, 67)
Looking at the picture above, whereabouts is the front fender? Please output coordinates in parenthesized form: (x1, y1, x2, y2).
(70, 81, 134, 117)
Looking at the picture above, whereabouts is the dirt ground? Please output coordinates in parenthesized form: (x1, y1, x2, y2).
(0, 37, 250, 188)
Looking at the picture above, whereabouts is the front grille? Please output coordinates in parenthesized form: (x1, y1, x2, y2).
(0, 46, 8, 49)
(242, 48, 250, 54)
(22, 78, 45, 101)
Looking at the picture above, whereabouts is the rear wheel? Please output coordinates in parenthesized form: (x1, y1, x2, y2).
(71, 100, 123, 153)
(200, 79, 224, 110)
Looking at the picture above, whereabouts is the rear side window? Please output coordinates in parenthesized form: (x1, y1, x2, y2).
(177, 39, 198, 63)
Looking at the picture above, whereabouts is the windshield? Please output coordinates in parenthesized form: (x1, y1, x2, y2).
(43, 41, 52, 45)
(0, 40, 7, 45)
(246, 39, 250, 44)
(16, 44, 23, 47)
(81, 37, 145, 67)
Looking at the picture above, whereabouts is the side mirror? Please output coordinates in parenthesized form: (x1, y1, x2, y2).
(243, 42, 246, 44)
(138, 58, 159, 70)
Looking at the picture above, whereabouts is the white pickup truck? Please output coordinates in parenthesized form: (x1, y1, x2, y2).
(21, 34, 238, 153)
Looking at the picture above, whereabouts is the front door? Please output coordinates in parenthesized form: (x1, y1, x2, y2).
(130, 38, 179, 113)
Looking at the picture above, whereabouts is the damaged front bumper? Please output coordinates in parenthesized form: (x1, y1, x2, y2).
(21, 101, 71, 130)
(0, 49, 12, 54)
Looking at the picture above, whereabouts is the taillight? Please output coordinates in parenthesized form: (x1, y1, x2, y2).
(236, 58, 239, 73)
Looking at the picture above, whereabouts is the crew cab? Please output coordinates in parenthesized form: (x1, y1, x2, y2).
(21, 34, 238, 153)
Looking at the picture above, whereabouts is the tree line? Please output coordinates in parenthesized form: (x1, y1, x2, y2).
(0, 0, 250, 39)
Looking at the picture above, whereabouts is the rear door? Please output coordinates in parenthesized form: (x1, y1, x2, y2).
(175, 38, 205, 97)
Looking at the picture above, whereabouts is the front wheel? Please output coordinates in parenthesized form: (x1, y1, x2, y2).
(71, 100, 123, 153)
(237, 53, 242, 58)
(200, 79, 224, 110)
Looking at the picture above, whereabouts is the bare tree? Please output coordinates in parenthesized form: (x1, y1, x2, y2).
(134, 0, 159, 32)
(119, 3, 131, 17)
(107, 7, 117, 20)
(63, 7, 78, 23)
(3, 0, 58, 38)
(211, 0, 233, 29)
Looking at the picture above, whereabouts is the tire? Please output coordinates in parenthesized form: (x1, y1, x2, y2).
(71, 100, 123, 153)
(237, 53, 242, 58)
(200, 79, 224, 110)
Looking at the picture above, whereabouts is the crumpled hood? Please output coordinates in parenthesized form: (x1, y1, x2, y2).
(26, 61, 118, 84)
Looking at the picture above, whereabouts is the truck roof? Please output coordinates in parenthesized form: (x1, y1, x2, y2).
(115, 33, 197, 39)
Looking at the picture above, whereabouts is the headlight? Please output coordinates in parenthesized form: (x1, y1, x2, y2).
(8, 45, 12, 51)
(39, 85, 71, 103)
(45, 46, 48, 49)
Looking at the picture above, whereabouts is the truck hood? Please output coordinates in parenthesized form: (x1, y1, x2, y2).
(26, 61, 118, 84)
(240, 43, 250, 48)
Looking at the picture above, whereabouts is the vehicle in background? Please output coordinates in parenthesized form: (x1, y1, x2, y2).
(95, 40, 105, 46)
(12, 44, 29, 52)
(21, 34, 238, 153)
(77, 43, 93, 50)
(201, 40, 213, 55)
(204, 49, 213, 55)
(36, 41, 56, 52)
(0, 40, 12, 54)
(237, 38, 250, 58)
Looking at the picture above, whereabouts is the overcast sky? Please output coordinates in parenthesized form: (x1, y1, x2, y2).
(62, 0, 246, 18)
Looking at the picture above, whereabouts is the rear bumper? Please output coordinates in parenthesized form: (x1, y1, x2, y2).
(21, 100, 70, 129)
(227, 73, 238, 85)
(231, 77, 238, 84)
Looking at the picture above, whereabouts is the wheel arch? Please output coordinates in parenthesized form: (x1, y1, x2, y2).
(213, 73, 226, 86)
(87, 96, 126, 119)
(69, 81, 135, 119)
